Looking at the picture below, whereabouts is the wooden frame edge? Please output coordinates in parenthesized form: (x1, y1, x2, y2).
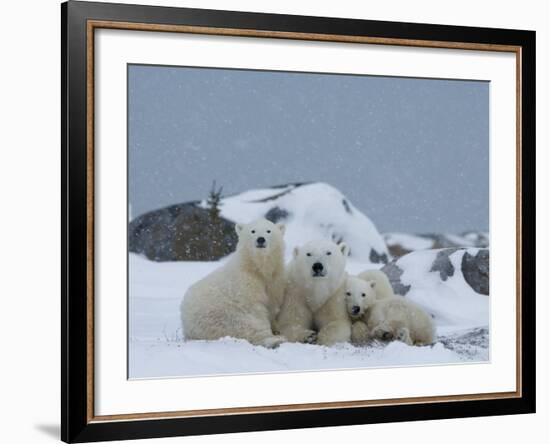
(90, 391, 520, 423)
(515, 46, 523, 398)
(89, 19, 521, 52)
(86, 18, 95, 424)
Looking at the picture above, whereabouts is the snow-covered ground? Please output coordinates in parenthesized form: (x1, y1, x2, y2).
(129, 249, 489, 379)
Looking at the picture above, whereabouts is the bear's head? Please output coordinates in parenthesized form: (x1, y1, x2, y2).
(235, 219, 285, 259)
(293, 239, 349, 281)
(345, 276, 377, 319)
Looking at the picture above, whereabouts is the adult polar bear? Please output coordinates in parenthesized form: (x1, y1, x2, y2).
(275, 239, 352, 346)
(181, 219, 287, 348)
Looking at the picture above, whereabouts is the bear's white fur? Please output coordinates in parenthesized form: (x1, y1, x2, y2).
(357, 269, 395, 300)
(275, 239, 352, 346)
(354, 269, 435, 345)
(344, 276, 378, 344)
(366, 297, 435, 345)
(346, 275, 435, 346)
(181, 219, 287, 348)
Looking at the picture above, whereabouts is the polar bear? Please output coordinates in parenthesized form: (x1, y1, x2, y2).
(275, 239, 352, 346)
(367, 297, 435, 345)
(344, 276, 378, 344)
(181, 219, 287, 348)
(357, 269, 395, 300)
(357, 269, 435, 345)
(346, 280, 435, 346)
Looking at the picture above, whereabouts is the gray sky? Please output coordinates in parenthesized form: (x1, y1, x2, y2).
(128, 65, 488, 233)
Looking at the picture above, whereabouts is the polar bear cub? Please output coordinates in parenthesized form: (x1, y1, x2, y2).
(275, 239, 352, 346)
(344, 276, 378, 344)
(348, 271, 435, 346)
(181, 219, 287, 348)
(365, 297, 435, 345)
(357, 269, 396, 301)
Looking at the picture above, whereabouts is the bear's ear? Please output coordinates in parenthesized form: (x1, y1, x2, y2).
(293, 246, 299, 258)
(276, 223, 286, 235)
(339, 242, 350, 257)
(235, 223, 243, 235)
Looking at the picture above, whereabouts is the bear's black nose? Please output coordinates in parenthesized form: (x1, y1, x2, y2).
(256, 237, 266, 245)
(312, 262, 324, 273)
(351, 306, 360, 315)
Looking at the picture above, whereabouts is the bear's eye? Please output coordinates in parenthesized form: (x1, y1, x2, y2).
(306, 253, 312, 257)
(361, 293, 366, 298)
(326, 251, 332, 255)
(251, 230, 256, 234)
(346, 292, 351, 296)
(267, 230, 271, 234)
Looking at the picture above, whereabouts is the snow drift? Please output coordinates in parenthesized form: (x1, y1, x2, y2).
(129, 247, 489, 379)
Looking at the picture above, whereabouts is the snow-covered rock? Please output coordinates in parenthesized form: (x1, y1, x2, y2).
(212, 182, 388, 263)
(129, 182, 389, 264)
(381, 248, 489, 327)
(128, 203, 238, 261)
(461, 249, 489, 295)
(383, 231, 489, 258)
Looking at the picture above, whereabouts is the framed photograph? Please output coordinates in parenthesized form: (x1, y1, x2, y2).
(61, 1, 535, 442)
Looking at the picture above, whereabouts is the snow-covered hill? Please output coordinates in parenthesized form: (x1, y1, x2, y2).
(202, 182, 388, 263)
(130, 182, 389, 264)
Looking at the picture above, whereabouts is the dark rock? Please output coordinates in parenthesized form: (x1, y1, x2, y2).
(381, 261, 411, 296)
(342, 199, 352, 214)
(369, 249, 389, 265)
(461, 249, 490, 295)
(269, 181, 310, 190)
(429, 248, 459, 281)
(248, 182, 307, 203)
(330, 230, 344, 245)
(264, 206, 289, 223)
(128, 203, 238, 261)
(387, 243, 413, 259)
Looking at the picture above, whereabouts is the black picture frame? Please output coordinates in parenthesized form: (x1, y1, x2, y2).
(61, 1, 536, 442)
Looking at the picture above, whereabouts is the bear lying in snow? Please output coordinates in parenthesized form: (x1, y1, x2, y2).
(181, 219, 287, 348)
(357, 269, 396, 301)
(348, 270, 435, 346)
(275, 239, 352, 346)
